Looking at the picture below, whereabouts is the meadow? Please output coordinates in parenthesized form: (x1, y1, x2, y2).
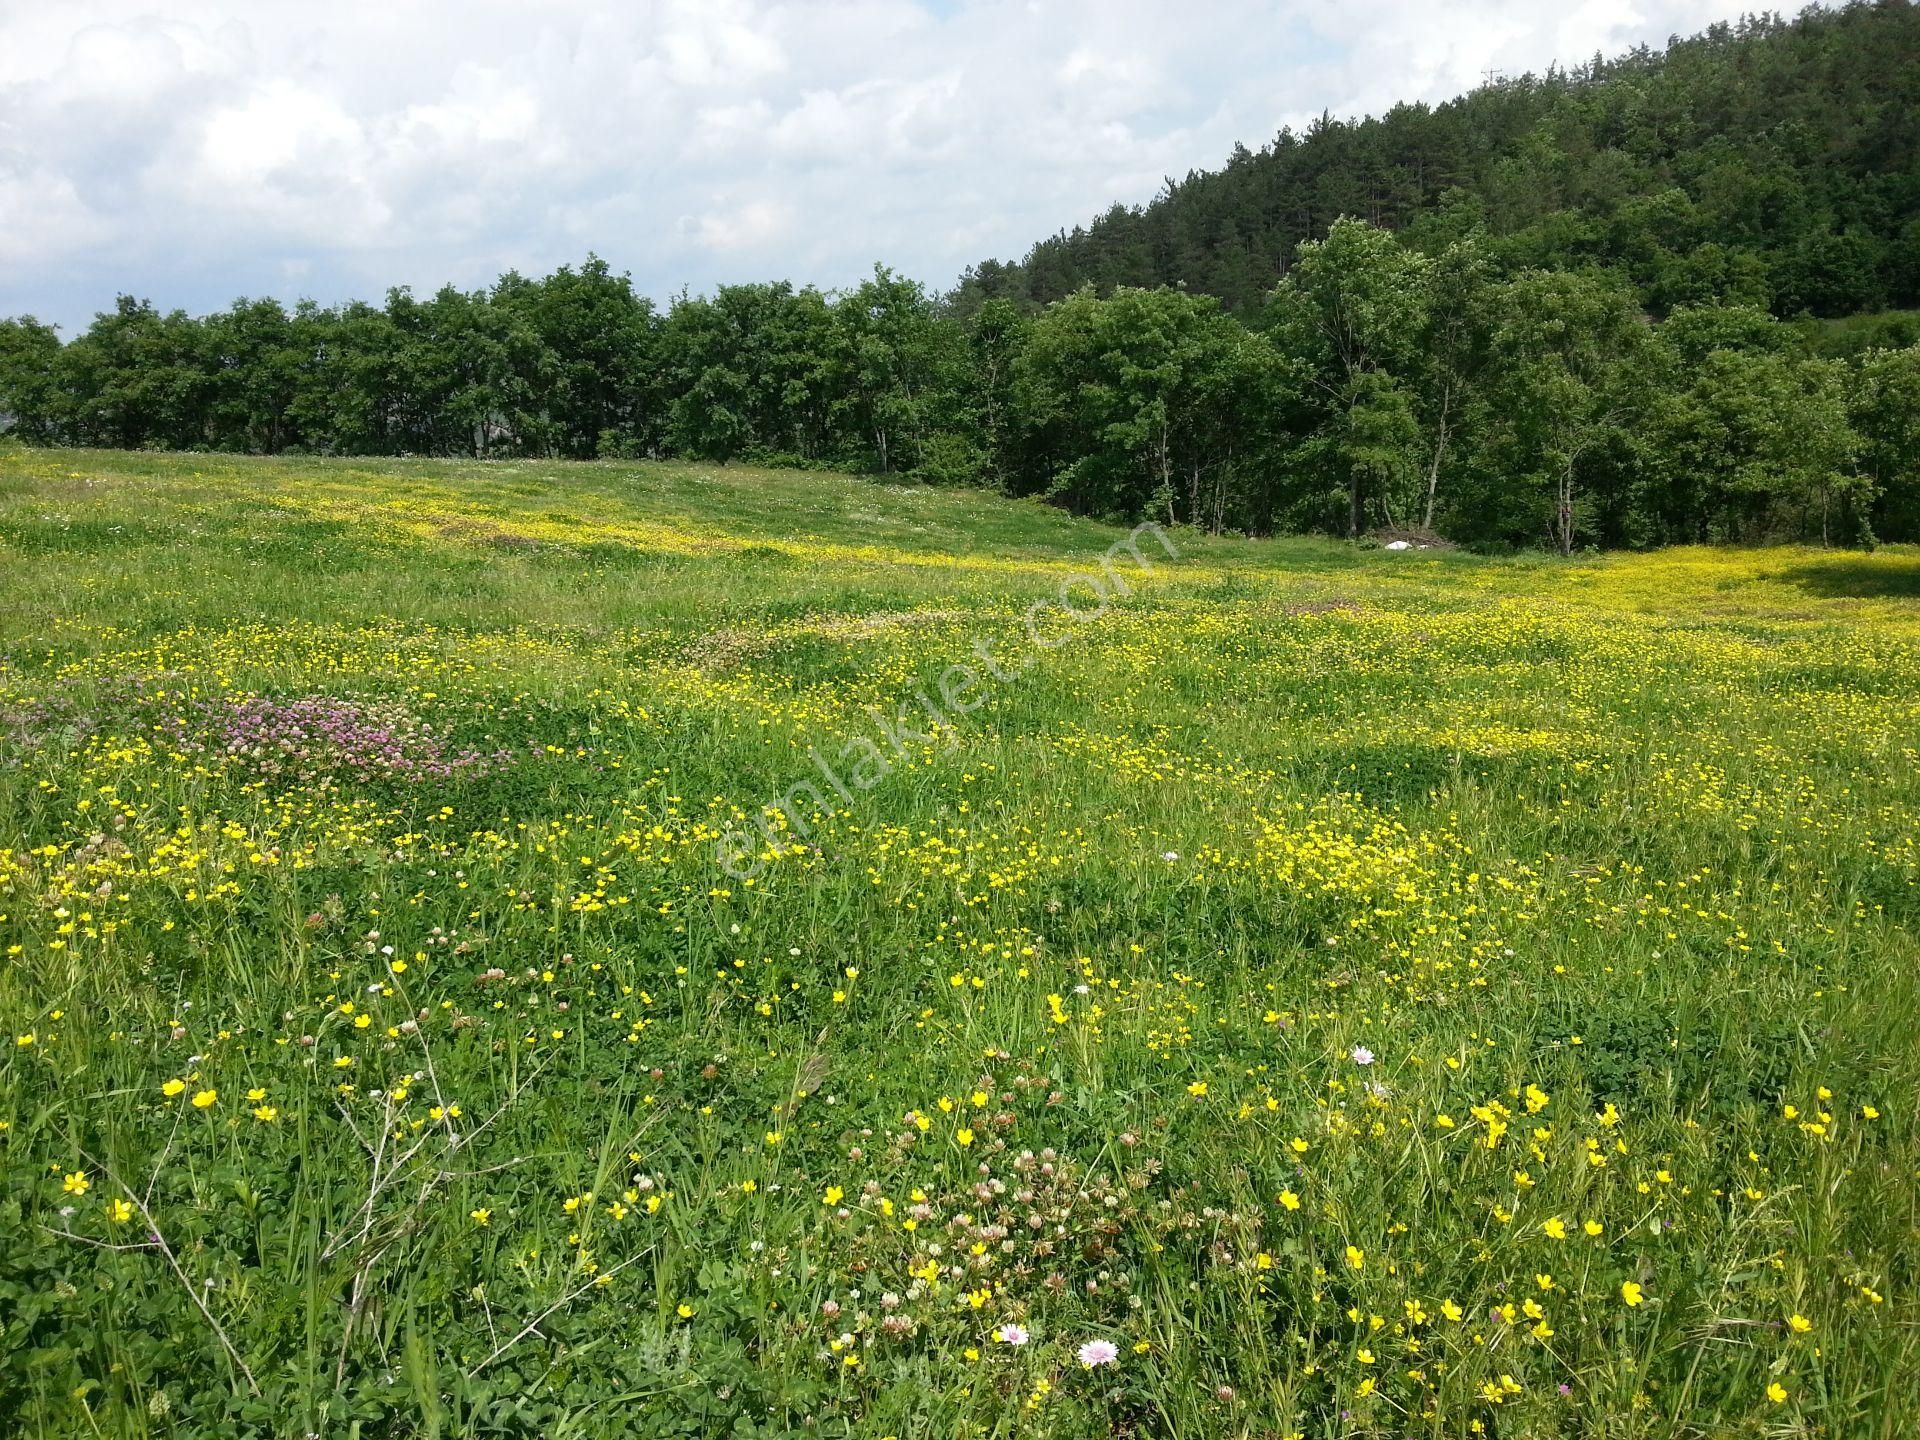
(1, 447, 1916, 1439)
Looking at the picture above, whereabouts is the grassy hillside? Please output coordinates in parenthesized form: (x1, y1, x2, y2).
(2, 449, 1918, 1437)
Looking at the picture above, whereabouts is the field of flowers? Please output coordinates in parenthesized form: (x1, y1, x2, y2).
(2, 447, 1917, 1439)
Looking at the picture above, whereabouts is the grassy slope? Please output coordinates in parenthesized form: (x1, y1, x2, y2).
(1, 447, 1917, 1438)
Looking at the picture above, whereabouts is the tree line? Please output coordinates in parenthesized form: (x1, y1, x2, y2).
(6, 0, 1920, 550)
(4, 227, 1918, 550)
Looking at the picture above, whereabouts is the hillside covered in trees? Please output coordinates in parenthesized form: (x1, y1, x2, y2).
(3, 1, 1919, 551)
(954, 1, 1920, 318)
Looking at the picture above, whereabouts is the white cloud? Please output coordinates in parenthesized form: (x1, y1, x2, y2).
(0, 0, 1760, 330)
(0, 168, 110, 267)
(686, 198, 796, 253)
(198, 81, 364, 187)
(659, 6, 788, 88)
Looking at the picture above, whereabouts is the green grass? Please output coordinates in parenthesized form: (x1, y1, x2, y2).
(2, 445, 1917, 1438)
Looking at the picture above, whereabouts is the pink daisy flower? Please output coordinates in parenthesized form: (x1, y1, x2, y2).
(1077, 1339, 1119, 1367)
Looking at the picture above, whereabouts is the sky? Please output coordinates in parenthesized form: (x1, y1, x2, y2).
(0, 0, 1765, 333)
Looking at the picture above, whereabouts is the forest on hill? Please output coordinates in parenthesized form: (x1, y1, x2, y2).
(2, 1, 1919, 551)
(953, 2, 1920, 318)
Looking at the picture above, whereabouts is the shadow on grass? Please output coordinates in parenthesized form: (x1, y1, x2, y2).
(1780, 554, 1920, 599)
